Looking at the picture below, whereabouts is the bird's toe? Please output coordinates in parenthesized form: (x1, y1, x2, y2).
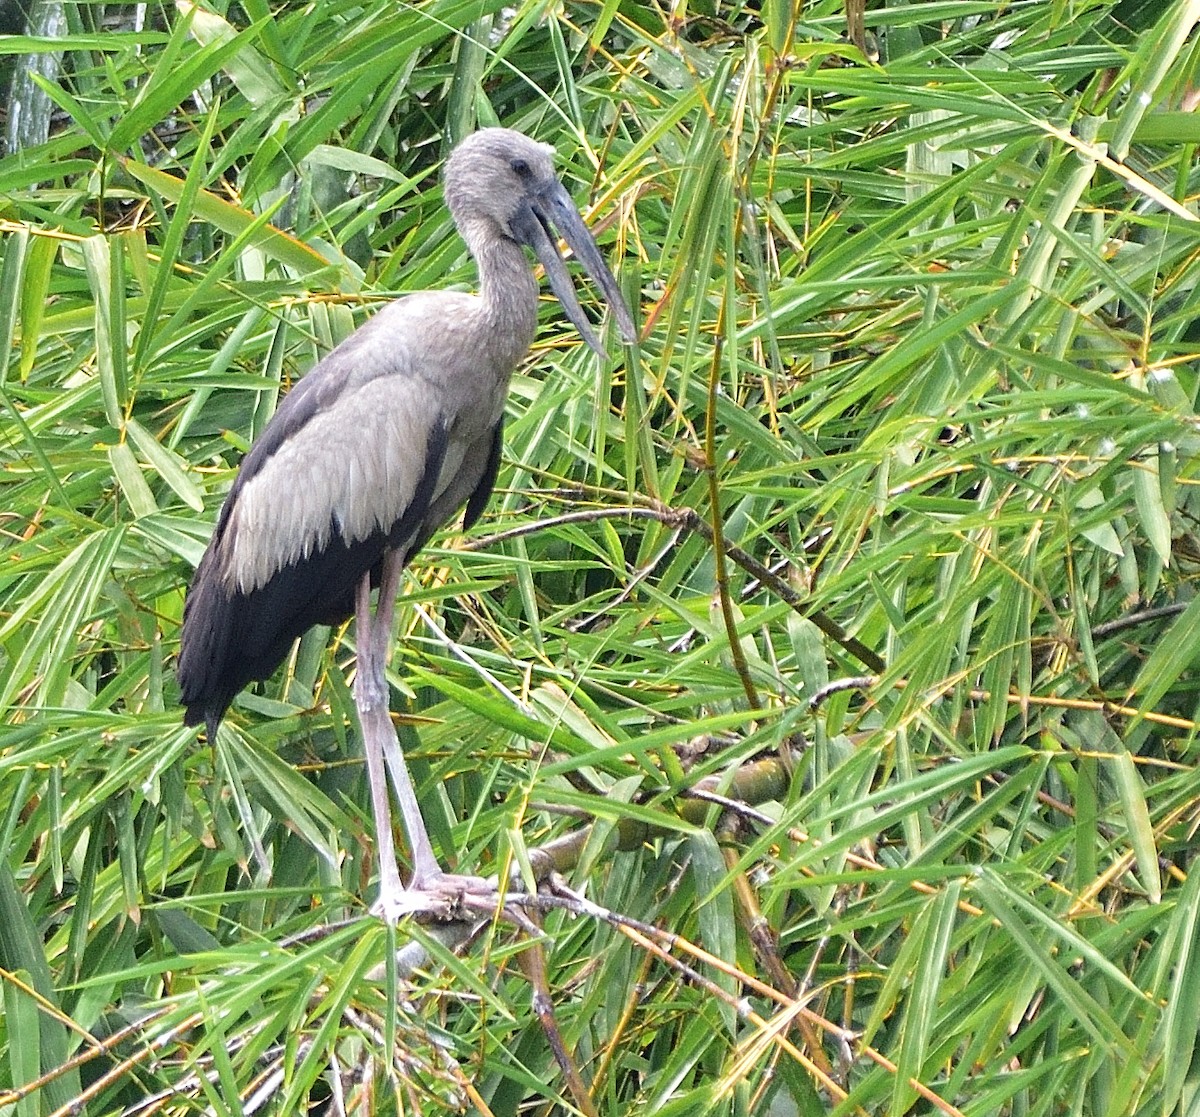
(370, 871, 497, 924)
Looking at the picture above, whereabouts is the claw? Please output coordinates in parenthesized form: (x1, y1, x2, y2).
(372, 871, 495, 924)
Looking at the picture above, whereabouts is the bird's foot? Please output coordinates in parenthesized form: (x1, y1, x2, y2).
(371, 870, 496, 924)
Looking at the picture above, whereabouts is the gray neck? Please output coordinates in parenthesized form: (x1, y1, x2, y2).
(467, 229, 539, 369)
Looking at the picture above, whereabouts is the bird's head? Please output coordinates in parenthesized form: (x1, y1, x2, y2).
(444, 127, 637, 356)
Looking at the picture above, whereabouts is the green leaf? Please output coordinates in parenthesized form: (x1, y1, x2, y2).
(108, 440, 158, 518)
(5, 3, 1200, 1111)
(120, 158, 335, 275)
(1131, 454, 1172, 567)
(0, 863, 82, 1113)
(1126, 593, 1200, 721)
(179, 1, 293, 108)
(1109, 747, 1161, 904)
(125, 416, 205, 512)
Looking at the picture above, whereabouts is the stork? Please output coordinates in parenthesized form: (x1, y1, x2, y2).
(177, 128, 637, 917)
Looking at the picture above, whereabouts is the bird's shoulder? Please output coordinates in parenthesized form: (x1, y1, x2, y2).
(231, 293, 473, 465)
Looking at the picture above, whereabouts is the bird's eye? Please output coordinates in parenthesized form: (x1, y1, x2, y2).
(510, 158, 532, 180)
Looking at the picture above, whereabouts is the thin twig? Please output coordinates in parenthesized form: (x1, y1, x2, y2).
(0, 985, 169, 1110)
(704, 296, 763, 710)
(1039, 118, 1198, 222)
(541, 877, 971, 1116)
(723, 846, 836, 1078)
(44, 1012, 204, 1117)
(653, 503, 884, 673)
(567, 524, 683, 632)
(459, 505, 666, 551)
(510, 910, 600, 1117)
(541, 879, 851, 1105)
(809, 676, 878, 708)
(811, 673, 1200, 735)
(1090, 603, 1186, 639)
(905, 679, 1200, 733)
(465, 495, 886, 673)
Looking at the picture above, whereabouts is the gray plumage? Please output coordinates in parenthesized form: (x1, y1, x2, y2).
(177, 128, 636, 914)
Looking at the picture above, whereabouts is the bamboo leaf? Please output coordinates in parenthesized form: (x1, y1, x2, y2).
(892, 881, 961, 1113)
(1131, 454, 1172, 567)
(0, 227, 27, 386)
(0, 863, 82, 1113)
(972, 871, 1139, 1057)
(1109, 747, 1162, 904)
(1156, 860, 1200, 1109)
(108, 439, 158, 518)
(5, 3, 1200, 1111)
(81, 234, 124, 427)
(1126, 593, 1200, 719)
(125, 416, 205, 512)
(120, 158, 335, 275)
(178, 1, 293, 108)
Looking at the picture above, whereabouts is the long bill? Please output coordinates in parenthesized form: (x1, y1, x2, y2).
(518, 180, 638, 357)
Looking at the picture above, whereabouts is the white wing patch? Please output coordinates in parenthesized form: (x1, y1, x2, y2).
(220, 377, 443, 594)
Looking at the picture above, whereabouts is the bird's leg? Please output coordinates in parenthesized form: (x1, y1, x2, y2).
(353, 571, 408, 915)
(355, 556, 491, 919)
(369, 551, 442, 885)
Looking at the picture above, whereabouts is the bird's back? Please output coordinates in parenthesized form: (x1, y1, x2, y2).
(178, 291, 519, 737)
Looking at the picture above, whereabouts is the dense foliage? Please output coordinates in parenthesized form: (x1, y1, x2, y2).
(2, 0, 1200, 1113)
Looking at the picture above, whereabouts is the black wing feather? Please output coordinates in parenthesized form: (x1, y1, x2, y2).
(463, 418, 504, 531)
(179, 415, 450, 735)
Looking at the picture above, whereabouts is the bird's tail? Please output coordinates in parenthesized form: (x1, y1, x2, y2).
(180, 693, 221, 743)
